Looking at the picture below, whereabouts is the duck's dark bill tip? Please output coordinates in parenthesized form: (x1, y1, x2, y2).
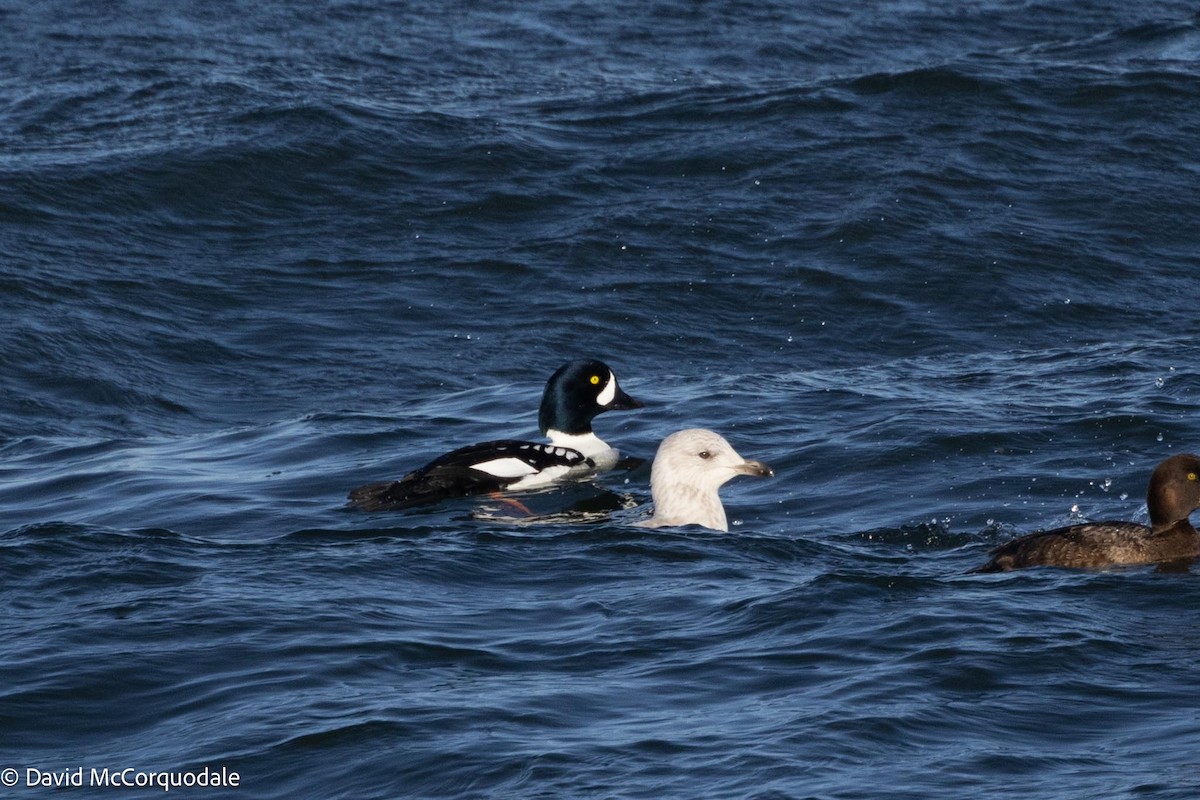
(610, 391, 645, 411)
(741, 460, 773, 478)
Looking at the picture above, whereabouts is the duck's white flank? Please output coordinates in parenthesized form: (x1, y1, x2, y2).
(547, 429, 619, 470)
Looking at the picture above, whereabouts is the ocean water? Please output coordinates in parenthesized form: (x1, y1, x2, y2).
(4, 1, 1200, 797)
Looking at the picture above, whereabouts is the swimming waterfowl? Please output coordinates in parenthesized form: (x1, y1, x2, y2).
(635, 428, 773, 532)
(972, 453, 1200, 572)
(348, 359, 643, 510)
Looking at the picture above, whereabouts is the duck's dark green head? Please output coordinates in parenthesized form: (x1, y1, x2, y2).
(537, 359, 643, 436)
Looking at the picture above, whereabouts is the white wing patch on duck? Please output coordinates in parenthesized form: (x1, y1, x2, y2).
(471, 442, 592, 482)
(470, 457, 542, 479)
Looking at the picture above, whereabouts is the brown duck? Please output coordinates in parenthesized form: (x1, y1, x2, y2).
(972, 453, 1200, 572)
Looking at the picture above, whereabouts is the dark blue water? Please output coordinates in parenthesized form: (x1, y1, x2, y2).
(4, 1, 1200, 797)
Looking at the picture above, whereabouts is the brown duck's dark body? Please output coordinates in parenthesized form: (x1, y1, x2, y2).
(972, 520, 1200, 573)
(972, 453, 1200, 573)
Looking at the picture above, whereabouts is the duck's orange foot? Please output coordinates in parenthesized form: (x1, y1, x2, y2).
(488, 493, 534, 516)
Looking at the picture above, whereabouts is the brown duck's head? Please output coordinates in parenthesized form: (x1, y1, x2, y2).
(1146, 453, 1200, 528)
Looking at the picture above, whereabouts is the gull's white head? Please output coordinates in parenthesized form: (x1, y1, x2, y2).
(638, 428, 773, 532)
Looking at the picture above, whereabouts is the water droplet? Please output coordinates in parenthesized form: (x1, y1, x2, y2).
(1102, 478, 1112, 492)
(1155, 376, 1165, 388)
(1157, 432, 1164, 442)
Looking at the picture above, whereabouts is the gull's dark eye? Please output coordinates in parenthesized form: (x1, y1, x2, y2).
(698, 450, 712, 460)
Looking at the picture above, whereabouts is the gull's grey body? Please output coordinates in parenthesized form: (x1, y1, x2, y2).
(636, 429, 773, 532)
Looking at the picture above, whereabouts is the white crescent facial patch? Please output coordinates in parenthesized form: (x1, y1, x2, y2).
(596, 370, 617, 406)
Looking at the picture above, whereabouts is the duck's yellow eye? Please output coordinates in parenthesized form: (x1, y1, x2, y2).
(1189, 473, 1197, 482)
(590, 375, 601, 385)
